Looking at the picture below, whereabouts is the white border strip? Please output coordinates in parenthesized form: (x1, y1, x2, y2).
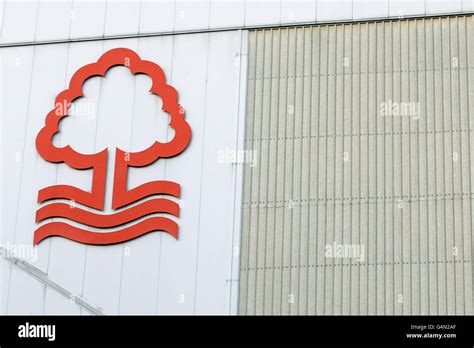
(0, 11, 472, 48)
(228, 29, 249, 316)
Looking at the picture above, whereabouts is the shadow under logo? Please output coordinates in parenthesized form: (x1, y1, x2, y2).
(34, 47, 192, 245)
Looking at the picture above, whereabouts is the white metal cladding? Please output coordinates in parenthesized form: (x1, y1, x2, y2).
(0, 30, 248, 314)
(239, 15, 474, 315)
(1, 0, 474, 46)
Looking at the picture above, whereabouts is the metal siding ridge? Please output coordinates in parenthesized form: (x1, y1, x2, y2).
(239, 14, 474, 315)
(1, 246, 103, 315)
(1, 12, 473, 48)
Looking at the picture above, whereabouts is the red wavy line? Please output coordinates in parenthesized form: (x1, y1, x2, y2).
(36, 198, 179, 227)
(34, 217, 178, 245)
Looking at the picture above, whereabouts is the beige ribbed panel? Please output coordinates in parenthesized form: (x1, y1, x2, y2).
(239, 15, 474, 315)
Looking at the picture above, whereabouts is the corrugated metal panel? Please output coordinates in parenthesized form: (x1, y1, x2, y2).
(239, 15, 474, 315)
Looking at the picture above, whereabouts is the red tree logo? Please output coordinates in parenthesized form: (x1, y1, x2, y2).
(34, 47, 191, 245)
